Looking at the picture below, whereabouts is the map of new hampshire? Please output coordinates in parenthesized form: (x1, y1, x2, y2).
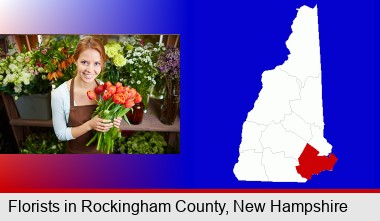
(233, 5, 337, 182)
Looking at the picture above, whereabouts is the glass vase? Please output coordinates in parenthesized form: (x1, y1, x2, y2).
(142, 92, 150, 113)
(151, 75, 166, 100)
(126, 102, 144, 125)
(133, 85, 150, 113)
(159, 75, 180, 125)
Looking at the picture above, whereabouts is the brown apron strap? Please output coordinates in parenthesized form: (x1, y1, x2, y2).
(70, 79, 75, 106)
(66, 78, 102, 154)
(70, 79, 100, 107)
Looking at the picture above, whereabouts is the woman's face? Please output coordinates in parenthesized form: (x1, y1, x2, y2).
(75, 48, 102, 83)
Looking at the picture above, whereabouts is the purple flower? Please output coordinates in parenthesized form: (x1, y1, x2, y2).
(157, 47, 180, 76)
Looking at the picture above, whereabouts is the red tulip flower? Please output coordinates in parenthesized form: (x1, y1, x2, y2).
(134, 93, 142, 103)
(116, 86, 126, 94)
(124, 99, 135, 108)
(112, 93, 127, 105)
(87, 90, 96, 100)
(94, 85, 104, 94)
(115, 82, 122, 89)
(102, 91, 113, 100)
(103, 81, 112, 90)
(86, 81, 141, 154)
(127, 88, 137, 99)
(107, 86, 116, 95)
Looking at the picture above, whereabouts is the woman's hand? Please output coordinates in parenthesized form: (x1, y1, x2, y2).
(113, 117, 122, 129)
(87, 115, 113, 132)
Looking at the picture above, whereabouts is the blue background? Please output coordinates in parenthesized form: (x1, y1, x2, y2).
(196, 1, 380, 188)
(194, 0, 378, 188)
(0, 0, 378, 189)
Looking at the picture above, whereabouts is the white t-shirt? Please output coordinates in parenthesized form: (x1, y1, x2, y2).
(51, 82, 74, 141)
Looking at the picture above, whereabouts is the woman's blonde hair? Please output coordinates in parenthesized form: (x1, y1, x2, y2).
(73, 36, 108, 71)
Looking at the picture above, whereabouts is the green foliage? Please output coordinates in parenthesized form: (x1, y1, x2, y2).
(117, 132, 167, 154)
(20, 130, 66, 154)
(101, 35, 165, 109)
(32, 35, 79, 89)
(0, 35, 79, 97)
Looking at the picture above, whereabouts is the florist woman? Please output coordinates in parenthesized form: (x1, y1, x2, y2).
(51, 36, 121, 154)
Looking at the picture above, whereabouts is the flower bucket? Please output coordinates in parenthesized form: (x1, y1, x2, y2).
(14, 93, 52, 120)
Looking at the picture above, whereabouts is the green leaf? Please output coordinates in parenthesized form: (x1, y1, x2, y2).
(123, 115, 131, 126)
(86, 133, 98, 146)
(97, 133, 103, 151)
(117, 107, 129, 118)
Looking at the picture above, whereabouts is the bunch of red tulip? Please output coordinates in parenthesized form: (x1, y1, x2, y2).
(86, 81, 142, 154)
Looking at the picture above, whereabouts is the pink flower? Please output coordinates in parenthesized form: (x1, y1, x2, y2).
(41, 49, 48, 55)
(24, 56, 30, 63)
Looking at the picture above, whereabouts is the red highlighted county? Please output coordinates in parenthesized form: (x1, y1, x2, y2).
(296, 143, 338, 180)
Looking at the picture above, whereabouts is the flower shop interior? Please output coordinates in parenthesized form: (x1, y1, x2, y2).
(0, 34, 180, 154)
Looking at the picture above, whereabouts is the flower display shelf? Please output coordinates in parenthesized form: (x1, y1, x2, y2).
(1, 93, 179, 149)
(119, 98, 180, 132)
